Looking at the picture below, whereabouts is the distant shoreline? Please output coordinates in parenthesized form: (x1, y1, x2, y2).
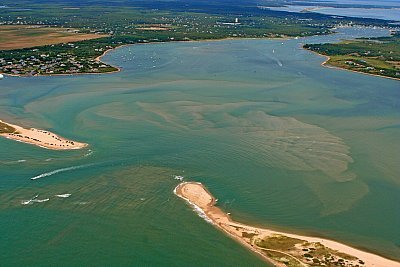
(4, 32, 398, 82)
(305, 49, 400, 82)
(0, 36, 291, 78)
(175, 182, 400, 267)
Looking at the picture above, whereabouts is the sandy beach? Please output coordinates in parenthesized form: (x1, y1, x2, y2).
(175, 182, 400, 267)
(0, 120, 88, 150)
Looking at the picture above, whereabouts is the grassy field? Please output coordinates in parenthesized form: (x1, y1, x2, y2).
(0, 25, 108, 50)
(0, 0, 394, 76)
(254, 234, 360, 267)
(304, 33, 400, 80)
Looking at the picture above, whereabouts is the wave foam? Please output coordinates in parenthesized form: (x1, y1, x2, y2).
(84, 149, 93, 157)
(21, 195, 49, 205)
(31, 163, 93, 180)
(32, 198, 49, 203)
(174, 183, 213, 224)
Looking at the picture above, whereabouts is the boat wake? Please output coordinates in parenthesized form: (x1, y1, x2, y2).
(21, 194, 38, 205)
(31, 163, 93, 180)
(275, 58, 283, 67)
(1, 159, 27, 165)
(33, 198, 49, 203)
(21, 195, 49, 205)
(84, 149, 93, 157)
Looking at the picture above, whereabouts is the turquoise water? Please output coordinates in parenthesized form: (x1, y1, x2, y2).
(1, 28, 399, 266)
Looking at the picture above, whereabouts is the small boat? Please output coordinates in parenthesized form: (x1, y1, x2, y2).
(173, 175, 184, 181)
(55, 193, 71, 198)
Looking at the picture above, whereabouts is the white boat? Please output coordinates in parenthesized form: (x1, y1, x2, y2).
(55, 193, 71, 198)
(173, 175, 184, 181)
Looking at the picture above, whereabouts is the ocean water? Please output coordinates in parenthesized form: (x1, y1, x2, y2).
(267, 5, 400, 21)
(0, 28, 399, 266)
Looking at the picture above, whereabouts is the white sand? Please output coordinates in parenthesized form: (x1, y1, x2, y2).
(175, 182, 400, 267)
(0, 120, 87, 150)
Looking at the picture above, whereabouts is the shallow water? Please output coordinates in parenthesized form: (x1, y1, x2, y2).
(0, 28, 399, 266)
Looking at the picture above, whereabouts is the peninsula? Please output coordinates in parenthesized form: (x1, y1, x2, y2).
(174, 182, 400, 267)
(0, 120, 87, 150)
(304, 32, 400, 81)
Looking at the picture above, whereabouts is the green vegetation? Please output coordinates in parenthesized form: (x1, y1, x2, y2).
(255, 235, 303, 251)
(0, 0, 394, 76)
(0, 37, 120, 75)
(261, 250, 303, 267)
(306, 242, 357, 262)
(304, 32, 400, 80)
(0, 121, 16, 133)
(242, 232, 257, 239)
(254, 235, 361, 267)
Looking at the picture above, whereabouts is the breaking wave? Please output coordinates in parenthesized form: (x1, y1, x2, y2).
(173, 183, 213, 224)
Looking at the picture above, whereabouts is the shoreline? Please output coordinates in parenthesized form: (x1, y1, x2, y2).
(4, 38, 399, 82)
(306, 49, 400, 82)
(174, 182, 400, 267)
(0, 45, 122, 78)
(0, 35, 306, 79)
(1, 26, 396, 80)
(0, 119, 88, 150)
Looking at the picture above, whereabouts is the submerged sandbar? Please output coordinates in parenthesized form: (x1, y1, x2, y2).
(175, 182, 400, 267)
(0, 120, 87, 150)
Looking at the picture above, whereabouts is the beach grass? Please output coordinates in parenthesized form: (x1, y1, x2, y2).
(255, 235, 303, 251)
(0, 121, 15, 133)
(260, 250, 303, 267)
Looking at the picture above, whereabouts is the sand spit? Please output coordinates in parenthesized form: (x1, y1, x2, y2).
(0, 120, 87, 150)
(175, 182, 400, 267)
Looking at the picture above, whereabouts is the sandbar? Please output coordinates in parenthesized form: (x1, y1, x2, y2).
(175, 182, 400, 267)
(0, 119, 87, 150)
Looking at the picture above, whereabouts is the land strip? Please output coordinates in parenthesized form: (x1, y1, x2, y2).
(304, 32, 400, 80)
(175, 182, 400, 267)
(0, 120, 87, 150)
